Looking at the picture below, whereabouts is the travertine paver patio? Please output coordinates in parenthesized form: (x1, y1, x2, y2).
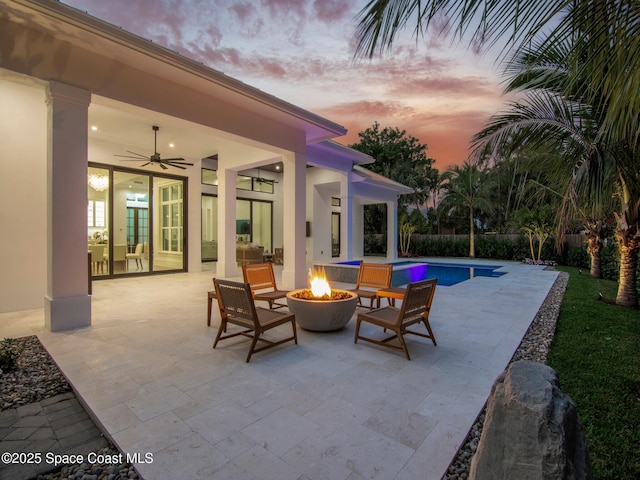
(0, 258, 557, 480)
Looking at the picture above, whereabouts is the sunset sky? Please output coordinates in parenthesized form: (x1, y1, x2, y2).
(62, 0, 508, 171)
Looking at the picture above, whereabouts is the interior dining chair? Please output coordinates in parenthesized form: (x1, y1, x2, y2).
(349, 262, 393, 309)
(126, 243, 143, 271)
(213, 279, 297, 362)
(242, 262, 289, 309)
(88, 245, 106, 274)
(354, 278, 437, 360)
(273, 247, 284, 265)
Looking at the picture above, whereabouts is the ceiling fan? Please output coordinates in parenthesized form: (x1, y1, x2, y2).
(115, 125, 193, 170)
(255, 167, 278, 185)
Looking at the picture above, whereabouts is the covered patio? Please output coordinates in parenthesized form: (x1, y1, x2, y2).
(0, 259, 558, 479)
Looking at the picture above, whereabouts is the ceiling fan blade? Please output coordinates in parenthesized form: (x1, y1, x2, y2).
(115, 155, 149, 160)
(125, 150, 149, 158)
(168, 161, 193, 165)
(159, 163, 168, 170)
(168, 163, 187, 170)
(140, 162, 151, 167)
(162, 157, 186, 162)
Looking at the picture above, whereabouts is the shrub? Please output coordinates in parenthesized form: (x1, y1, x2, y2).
(364, 234, 387, 256)
(0, 338, 24, 373)
(565, 245, 590, 269)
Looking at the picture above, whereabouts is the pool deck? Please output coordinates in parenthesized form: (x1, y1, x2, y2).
(0, 258, 558, 480)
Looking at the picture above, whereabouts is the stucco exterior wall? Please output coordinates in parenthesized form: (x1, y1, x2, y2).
(0, 78, 47, 312)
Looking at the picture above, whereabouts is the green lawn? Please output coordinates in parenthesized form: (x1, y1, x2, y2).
(547, 266, 640, 479)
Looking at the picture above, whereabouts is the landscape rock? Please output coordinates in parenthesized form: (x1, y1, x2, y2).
(469, 360, 591, 480)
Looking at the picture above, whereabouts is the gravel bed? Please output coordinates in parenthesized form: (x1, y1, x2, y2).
(0, 337, 138, 480)
(1, 336, 70, 410)
(1, 270, 568, 480)
(442, 270, 569, 480)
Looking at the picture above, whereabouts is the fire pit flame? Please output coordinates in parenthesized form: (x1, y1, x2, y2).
(309, 267, 331, 298)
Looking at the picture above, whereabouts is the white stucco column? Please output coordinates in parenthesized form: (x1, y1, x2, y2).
(282, 151, 307, 289)
(45, 82, 92, 331)
(216, 162, 238, 279)
(387, 200, 398, 260)
(340, 174, 353, 260)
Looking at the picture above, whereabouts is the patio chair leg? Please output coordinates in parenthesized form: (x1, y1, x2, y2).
(423, 320, 437, 346)
(212, 320, 227, 348)
(246, 333, 261, 363)
(396, 329, 411, 360)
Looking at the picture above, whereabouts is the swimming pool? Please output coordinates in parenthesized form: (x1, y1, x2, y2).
(323, 260, 506, 286)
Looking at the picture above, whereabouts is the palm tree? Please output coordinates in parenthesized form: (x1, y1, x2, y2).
(438, 162, 493, 257)
(473, 35, 636, 304)
(353, 0, 640, 307)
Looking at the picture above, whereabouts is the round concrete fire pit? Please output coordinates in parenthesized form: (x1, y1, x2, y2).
(286, 289, 358, 331)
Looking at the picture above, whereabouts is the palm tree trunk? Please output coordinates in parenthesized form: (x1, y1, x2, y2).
(585, 238, 603, 278)
(589, 248, 603, 278)
(584, 221, 604, 278)
(616, 241, 639, 308)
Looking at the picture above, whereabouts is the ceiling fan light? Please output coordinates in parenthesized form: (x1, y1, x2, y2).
(88, 173, 109, 191)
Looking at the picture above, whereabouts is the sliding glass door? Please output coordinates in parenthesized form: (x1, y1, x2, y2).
(89, 163, 186, 277)
(113, 171, 149, 274)
(88, 166, 110, 277)
(201, 195, 218, 261)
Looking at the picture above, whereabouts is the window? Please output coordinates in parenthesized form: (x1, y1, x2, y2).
(202, 168, 218, 185)
(202, 166, 275, 193)
(237, 175, 253, 191)
(331, 197, 341, 207)
(332, 212, 341, 257)
(160, 183, 183, 253)
(253, 179, 274, 194)
(87, 200, 105, 227)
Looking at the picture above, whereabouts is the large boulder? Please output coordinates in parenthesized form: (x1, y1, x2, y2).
(469, 361, 591, 480)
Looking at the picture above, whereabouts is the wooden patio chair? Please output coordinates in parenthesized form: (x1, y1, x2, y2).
(349, 262, 393, 309)
(242, 262, 289, 309)
(207, 277, 224, 327)
(354, 278, 437, 360)
(213, 279, 297, 362)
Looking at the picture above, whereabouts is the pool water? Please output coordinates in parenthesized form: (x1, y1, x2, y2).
(398, 262, 505, 286)
(330, 260, 505, 286)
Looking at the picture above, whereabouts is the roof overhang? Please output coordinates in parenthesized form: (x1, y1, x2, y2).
(352, 165, 414, 194)
(306, 141, 375, 172)
(0, 0, 347, 144)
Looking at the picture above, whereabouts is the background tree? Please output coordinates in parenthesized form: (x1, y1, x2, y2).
(350, 122, 435, 209)
(350, 122, 437, 243)
(438, 162, 494, 257)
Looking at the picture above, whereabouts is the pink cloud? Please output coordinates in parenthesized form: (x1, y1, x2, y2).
(260, 0, 308, 20)
(389, 75, 498, 98)
(229, 2, 256, 24)
(312, 0, 351, 23)
(320, 100, 416, 120)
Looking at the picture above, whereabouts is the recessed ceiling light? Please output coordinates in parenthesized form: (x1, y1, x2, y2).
(169, 143, 175, 148)
(275, 165, 281, 170)
(91, 126, 98, 131)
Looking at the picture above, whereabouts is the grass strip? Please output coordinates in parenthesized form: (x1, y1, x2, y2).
(547, 266, 640, 479)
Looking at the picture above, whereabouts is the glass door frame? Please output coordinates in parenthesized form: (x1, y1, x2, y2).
(89, 162, 188, 279)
